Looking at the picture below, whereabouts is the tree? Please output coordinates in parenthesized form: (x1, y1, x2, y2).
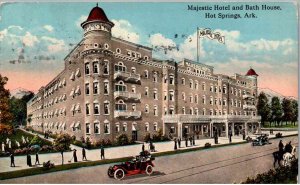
(53, 133, 72, 151)
(271, 96, 283, 126)
(9, 92, 34, 126)
(281, 98, 293, 124)
(257, 92, 271, 126)
(291, 100, 298, 126)
(0, 74, 13, 125)
(0, 123, 13, 141)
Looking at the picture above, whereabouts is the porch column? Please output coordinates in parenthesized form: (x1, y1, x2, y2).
(251, 123, 254, 133)
(210, 121, 214, 138)
(244, 122, 248, 135)
(258, 122, 261, 134)
(201, 124, 204, 135)
(225, 121, 228, 138)
(178, 122, 182, 139)
(232, 123, 235, 136)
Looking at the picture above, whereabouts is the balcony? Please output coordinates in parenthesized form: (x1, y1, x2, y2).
(243, 104, 257, 110)
(114, 71, 140, 82)
(242, 94, 255, 99)
(114, 91, 141, 101)
(114, 110, 141, 119)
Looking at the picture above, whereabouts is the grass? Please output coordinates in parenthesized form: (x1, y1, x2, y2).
(0, 133, 298, 180)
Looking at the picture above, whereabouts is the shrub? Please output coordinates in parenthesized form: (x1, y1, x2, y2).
(275, 132, 283, 138)
(85, 137, 92, 149)
(30, 135, 43, 146)
(53, 133, 72, 151)
(204, 142, 211, 148)
(115, 134, 130, 146)
(0, 123, 13, 136)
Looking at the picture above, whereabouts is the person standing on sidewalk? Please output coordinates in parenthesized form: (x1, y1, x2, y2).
(174, 138, 177, 150)
(10, 151, 15, 167)
(82, 147, 87, 161)
(177, 138, 181, 148)
(185, 137, 188, 147)
(100, 146, 105, 159)
(61, 150, 64, 165)
(229, 130, 232, 143)
(27, 152, 32, 167)
(142, 143, 145, 152)
(35, 151, 40, 165)
(73, 149, 78, 162)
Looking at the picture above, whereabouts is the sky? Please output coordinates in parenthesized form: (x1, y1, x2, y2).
(0, 2, 298, 97)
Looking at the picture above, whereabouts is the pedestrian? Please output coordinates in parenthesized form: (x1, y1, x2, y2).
(185, 137, 188, 147)
(242, 129, 246, 140)
(214, 131, 218, 144)
(285, 141, 293, 153)
(73, 149, 78, 162)
(177, 138, 181, 148)
(82, 148, 87, 161)
(61, 150, 64, 165)
(35, 152, 40, 165)
(229, 130, 232, 143)
(100, 146, 105, 159)
(142, 143, 145, 152)
(27, 152, 32, 167)
(192, 135, 195, 146)
(189, 136, 192, 146)
(44, 130, 46, 138)
(174, 139, 177, 150)
(10, 151, 15, 167)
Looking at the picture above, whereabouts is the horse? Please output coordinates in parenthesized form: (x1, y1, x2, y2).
(272, 150, 284, 167)
(283, 146, 297, 166)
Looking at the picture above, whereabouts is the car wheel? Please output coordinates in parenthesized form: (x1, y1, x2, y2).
(114, 169, 125, 180)
(107, 168, 114, 178)
(145, 165, 153, 175)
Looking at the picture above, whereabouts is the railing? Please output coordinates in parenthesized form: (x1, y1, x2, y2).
(242, 94, 255, 99)
(243, 104, 256, 110)
(114, 110, 142, 118)
(114, 91, 141, 100)
(163, 114, 261, 123)
(114, 71, 140, 81)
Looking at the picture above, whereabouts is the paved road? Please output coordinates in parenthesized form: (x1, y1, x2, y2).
(1, 136, 298, 184)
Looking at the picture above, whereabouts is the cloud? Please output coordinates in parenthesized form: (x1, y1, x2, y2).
(75, 15, 87, 28)
(149, 33, 176, 48)
(22, 32, 39, 47)
(41, 36, 66, 53)
(111, 19, 140, 43)
(43, 25, 54, 32)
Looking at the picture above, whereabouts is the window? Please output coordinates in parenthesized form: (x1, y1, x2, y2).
(153, 89, 158, 100)
(154, 105, 158, 116)
(210, 96, 213, 105)
(202, 95, 206, 104)
(154, 122, 158, 131)
(145, 87, 149, 96)
(94, 123, 100, 134)
(85, 63, 90, 75)
(189, 80, 193, 89)
(189, 95, 193, 103)
(210, 109, 213, 115)
(223, 99, 227, 106)
(169, 75, 174, 85)
(210, 85, 213, 92)
(85, 83, 90, 95)
(145, 104, 149, 113)
(144, 70, 148, 78)
(195, 108, 199, 115)
(223, 85, 227, 94)
(164, 91, 167, 100)
(195, 81, 198, 89)
(132, 104, 136, 111)
(169, 90, 174, 101)
(104, 82, 109, 94)
(164, 107, 167, 115)
(131, 85, 136, 93)
(115, 124, 120, 132)
(103, 62, 109, 74)
(94, 103, 100, 115)
(195, 95, 198, 103)
(115, 62, 126, 72)
(203, 108, 206, 115)
(131, 67, 136, 74)
(116, 48, 121, 54)
(145, 123, 149, 132)
(182, 107, 186, 114)
(75, 68, 81, 77)
(93, 82, 99, 94)
(93, 62, 99, 74)
(86, 103, 90, 115)
(202, 82, 206, 91)
(189, 108, 193, 115)
(104, 102, 110, 115)
(169, 107, 174, 115)
(104, 121, 110, 134)
(182, 92, 186, 100)
(170, 126, 175, 134)
(115, 100, 126, 111)
(115, 81, 126, 91)
(181, 78, 185, 85)
(214, 98, 218, 105)
(153, 72, 158, 82)
(86, 123, 91, 134)
(122, 123, 127, 132)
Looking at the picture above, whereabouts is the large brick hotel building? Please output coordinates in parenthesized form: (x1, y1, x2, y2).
(27, 5, 261, 141)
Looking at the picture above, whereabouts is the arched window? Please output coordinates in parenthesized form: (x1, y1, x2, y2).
(104, 120, 110, 134)
(169, 74, 174, 85)
(115, 81, 126, 92)
(144, 70, 149, 78)
(145, 87, 149, 96)
(131, 85, 136, 93)
(203, 108, 206, 115)
(104, 81, 109, 94)
(145, 104, 149, 113)
(202, 82, 206, 91)
(182, 92, 186, 100)
(86, 123, 91, 134)
(169, 90, 174, 101)
(190, 107, 193, 115)
(181, 78, 185, 85)
(153, 89, 158, 100)
(202, 95, 206, 104)
(182, 107, 186, 114)
(195, 80, 198, 89)
(153, 72, 158, 82)
(223, 85, 227, 94)
(154, 105, 158, 116)
(115, 100, 126, 111)
(93, 103, 100, 115)
(94, 122, 100, 134)
(104, 101, 110, 115)
(93, 61, 99, 74)
(103, 62, 109, 74)
(145, 122, 149, 132)
(131, 67, 136, 74)
(93, 81, 99, 94)
(115, 62, 126, 72)
(153, 122, 158, 131)
(189, 80, 193, 89)
(85, 63, 90, 75)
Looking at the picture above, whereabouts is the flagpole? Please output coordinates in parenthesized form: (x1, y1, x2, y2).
(197, 27, 199, 62)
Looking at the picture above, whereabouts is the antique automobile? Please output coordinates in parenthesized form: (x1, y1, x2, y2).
(252, 134, 270, 146)
(107, 151, 155, 180)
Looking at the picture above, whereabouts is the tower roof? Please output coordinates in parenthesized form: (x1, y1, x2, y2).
(81, 4, 114, 27)
(246, 68, 258, 76)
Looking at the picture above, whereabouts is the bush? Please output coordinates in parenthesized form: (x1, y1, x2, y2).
(29, 135, 43, 146)
(275, 132, 283, 138)
(0, 123, 13, 136)
(204, 142, 211, 148)
(53, 133, 72, 151)
(144, 133, 151, 142)
(85, 137, 92, 149)
(115, 134, 130, 146)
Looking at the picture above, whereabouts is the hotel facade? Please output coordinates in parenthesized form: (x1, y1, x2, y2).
(27, 5, 261, 142)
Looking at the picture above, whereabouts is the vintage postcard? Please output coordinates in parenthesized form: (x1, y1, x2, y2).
(0, 1, 298, 184)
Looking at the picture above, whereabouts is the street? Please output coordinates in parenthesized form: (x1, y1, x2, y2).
(1, 136, 298, 184)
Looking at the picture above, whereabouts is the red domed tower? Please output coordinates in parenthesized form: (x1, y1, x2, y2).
(81, 3, 114, 38)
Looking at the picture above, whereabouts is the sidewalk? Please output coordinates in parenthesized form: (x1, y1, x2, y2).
(0, 130, 297, 173)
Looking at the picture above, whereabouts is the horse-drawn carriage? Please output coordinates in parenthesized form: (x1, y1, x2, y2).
(252, 134, 270, 146)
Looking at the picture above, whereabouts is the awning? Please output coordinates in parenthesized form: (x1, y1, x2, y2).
(69, 89, 75, 97)
(54, 122, 59, 128)
(62, 122, 66, 128)
(70, 72, 75, 80)
(70, 104, 76, 112)
(44, 122, 48, 127)
(70, 121, 75, 128)
(58, 122, 63, 128)
(75, 104, 81, 111)
(132, 124, 137, 131)
(75, 121, 80, 128)
(75, 86, 80, 94)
